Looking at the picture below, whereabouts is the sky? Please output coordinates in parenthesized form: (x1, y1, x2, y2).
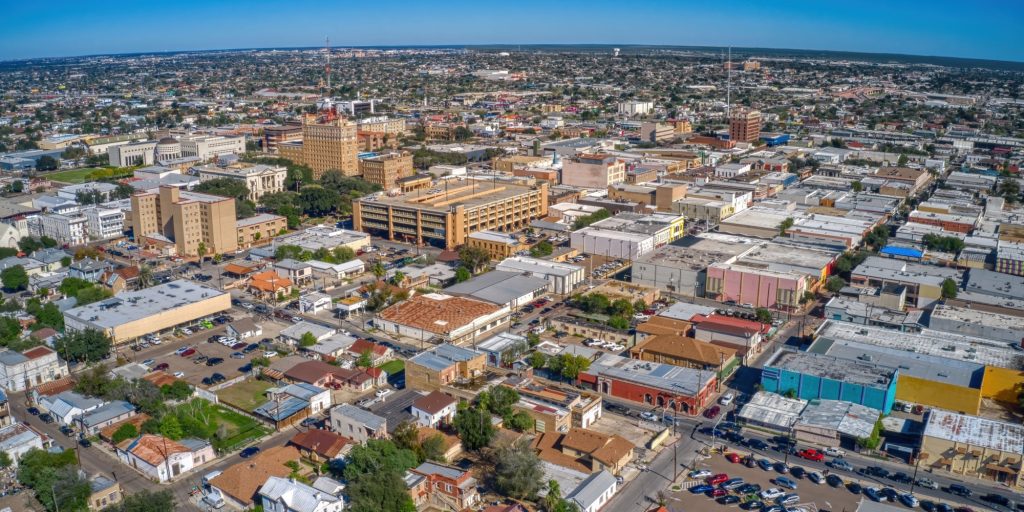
(2, 0, 1022, 62)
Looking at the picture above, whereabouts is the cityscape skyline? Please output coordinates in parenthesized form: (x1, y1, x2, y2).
(3, 0, 1023, 62)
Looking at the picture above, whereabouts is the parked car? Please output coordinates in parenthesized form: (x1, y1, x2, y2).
(947, 484, 972, 497)
(180, 348, 197, 357)
(141, 359, 155, 367)
(375, 388, 394, 399)
(915, 478, 938, 490)
(775, 477, 798, 490)
(790, 466, 806, 479)
(175, 346, 192, 355)
(826, 474, 844, 488)
(721, 478, 745, 490)
(823, 447, 846, 457)
(773, 462, 789, 474)
(980, 494, 1011, 507)
(890, 472, 913, 484)
(880, 488, 899, 502)
(640, 411, 658, 421)
(779, 494, 801, 506)
(865, 487, 885, 502)
(718, 496, 741, 505)
(707, 489, 728, 498)
(173, 372, 185, 378)
(206, 357, 225, 366)
(39, 413, 54, 423)
(808, 472, 823, 484)
(828, 458, 854, 471)
(738, 484, 762, 494)
(703, 405, 721, 419)
(743, 501, 764, 510)
(239, 447, 260, 458)
(230, 352, 245, 359)
(757, 459, 773, 471)
(154, 362, 170, 371)
(759, 488, 785, 501)
(720, 393, 735, 406)
(243, 343, 260, 353)
(78, 438, 92, 448)
(847, 482, 863, 494)
(725, 453, 741, 463)
(210, 373, 226, 383)
(706, 474, 729, 486)
(231, 342, 247, 350)
(690, 485, 714, 494)
(899, 494, 920, 508)
(26, 407, 40, 416)
(689, 469, 712, 479)
(746, 439, 769, 450)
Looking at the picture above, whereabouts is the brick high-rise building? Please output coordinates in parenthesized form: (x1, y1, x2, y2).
(131, 186, 237, 257)
(729, 108, 762, 144)
(278, 117, 358, 179)
(358, 151, 414, 189)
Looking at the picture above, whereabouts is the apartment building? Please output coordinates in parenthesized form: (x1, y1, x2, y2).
(0, 346, 68, 392)
(640, 122, 674, 143)
(196, 162, 287, 201)
(424, 122, 464, 142)
(261, 124, 303, 153)
(130, 185, 237, 257)
(617, 101, 653, 116)
(83, 206, 125, 240)
(561, 154, 626, 188)
(34, 213, 88, 246)
(278, 117, 358, 179)
(357, 116, 407, 135)
(358, 151, 414, 189)
(353, 179, 548, 249)
(729, 108, 762, 143)
(236, 213, 288, 249)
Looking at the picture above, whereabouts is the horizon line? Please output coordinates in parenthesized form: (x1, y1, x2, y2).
(3, 42, 1023, 68)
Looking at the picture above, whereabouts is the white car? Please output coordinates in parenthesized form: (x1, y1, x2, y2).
(605, 343, 625, 352)
(915, 478, 938, 490)
(759, 488, 785, 500)
(823, 447, 846, 457)
(689, 469, 712, 479)
(181, 328, 192, 335)
(150, 338, 162, 345)
(640, 412, 658, 421)
(173, 371, 185, 378)
(808, 472, 823, 484)
(263, 351, 278, 358)
(375, 388, 394, 399)
(720, 393, 735, 406)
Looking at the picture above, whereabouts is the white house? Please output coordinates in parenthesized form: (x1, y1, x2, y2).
(299, 292, 333, 314)
(226, 318, 262, 340)
(259, 476, 344, 512)
(115, 434, 215, 483)
(0, 423, 45, 467)
(39, 391, 104, 425)
(566, 470, 619, 512)
(410, 391, 459, 428)
(0, 346, 68, 392)
(308, 259, 365, 281)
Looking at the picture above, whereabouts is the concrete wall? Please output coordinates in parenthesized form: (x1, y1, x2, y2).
(896, 374, 981, 415)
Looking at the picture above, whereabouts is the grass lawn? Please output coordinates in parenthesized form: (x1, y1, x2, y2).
(216, 379, 274, 412)
(378, 360, 405, 376)
(213, 404, 270, 452)
(47, 167, 133, 183)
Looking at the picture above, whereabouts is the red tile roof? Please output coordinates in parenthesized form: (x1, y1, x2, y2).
(23, 346, 55, 359)
(695, 314, 770, 335)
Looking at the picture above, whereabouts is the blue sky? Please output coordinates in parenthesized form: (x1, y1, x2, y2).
(2, 0, 1021, 62)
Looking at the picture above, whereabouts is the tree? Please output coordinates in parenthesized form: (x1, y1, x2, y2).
(9, 180, 23, 193)
(754, 308, 773, 324)
(530, 240, 553, 257)
(864, 225, 890, 248)
(106, 489, 176, 512)
(922, 234, 965, 253)
(454, 266, 471, 283)
(486, 386, 520, 419)
(851, 181, 864, 193)
(571, 208, 611, 230)
(55, 328, 113, 363)
(17, 449, 88, 512)
(0, 451, 11, 469)
(0, 265, 28, 291)
(356, 350, 373, 368)
(196, 241, 207, 263)
(897, 153, 909, 166)
(493, 439, 543, 499)
(778, 217, 795, 236)
(453, 402, 495, 451)
(112, 423, 139, 444)
(505, 411, 535, 432)
(297, 185, 339, 216)
(371, 262, 386, 279)
(161, 380, 193, 400)
(343, 440, 418, 512)
(941, 278, 958, 299)
(825, 276, 846, 293)
(299, 332, 318, 347)
(554, 354, 591, 381)
(76, 285, 113, 306)
(36, 155, 59, 171)
(528, 351, 547, 370)
(458, 245, 491, 274)
(607, 316, 629, 329)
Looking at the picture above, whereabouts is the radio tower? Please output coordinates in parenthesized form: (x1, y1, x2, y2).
(325, 37, 331, 97)
(726, 46, 732, 119)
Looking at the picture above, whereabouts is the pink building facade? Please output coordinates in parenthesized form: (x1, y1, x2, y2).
(705, 264, 806, 309)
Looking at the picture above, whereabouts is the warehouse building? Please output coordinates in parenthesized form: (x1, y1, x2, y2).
(850, 256, 961, 308)
(761, 349, 898, 414)
(793, 399, 880, 447)
(63, 280, 230, 344)
(631, 233, 758, 297)
(920, 409, 1023, 489)
(444, 270, 549, 309)
(570, 212, 685, 260)
(737, 391, 806, 433)
(928, 304, 1024, 345)
(353, 179, 548, 249)
(495, 256, 585, 295)
(578, 354, 717, 416)
(375, 293, 510, 346)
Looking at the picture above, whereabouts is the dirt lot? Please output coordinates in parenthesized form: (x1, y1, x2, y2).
(588, 409, 663, 451)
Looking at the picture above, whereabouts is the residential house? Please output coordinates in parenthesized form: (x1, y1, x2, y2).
(76, 400, 136, 436)
(280, 321, 336, 345)
(39, 391, 104, 425)
(288, 429, 353, 463)
(346, 338, 393, 366)
(275, 259, 313, 286)
(70, 258, 110, 282)
(533, 428, 635, 475)
(566, 470, 619, 512)
(248, 270, 294, 299)
(208, 446, 302, 509)
(254, 383, 332, 430)
(330, 404, 387, 444)
(305, 333, 358, 362)
(0, 423, 46, 467)
(284, 360, 382, 392)
(406, 462, 480, 511)
(406, 344, 486, 392)
(630, 335, 739, 374)
(88, 474, 123, 511)
(411, 391, 459, 428)
(115, 434, 215, 483)
(299, 291, 333, 314)
(226, 318, 262, 340)
(29, 248, 70, 272)
(259, 476, 344, 512)
(417, 426, 463, 463)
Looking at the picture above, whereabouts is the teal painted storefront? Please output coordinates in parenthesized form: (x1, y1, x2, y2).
(760, 365, 897, 414)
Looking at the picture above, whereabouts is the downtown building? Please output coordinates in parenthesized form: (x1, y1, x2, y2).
(278, 117, 359, 179)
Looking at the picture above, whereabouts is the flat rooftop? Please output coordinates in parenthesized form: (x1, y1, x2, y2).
(923, 409, 1024, 454)
(766, 349, 897, 388)
(587, 353, 715, 396)
(496, 256, 582, 277)
(815, 320, 1024, 370)
(796, 399, 879, 439)
(64, 280, 227, 329)
(634, 233, 758, 271)
(358, 178, 540, 212)
(852, 256, 960, 287)
(737, 391, 806, 429)
(810, 338, 983, 389)
(930, 304, 1023, 332)
(734, 241, 838, 274)
(272, 225, 368, 252)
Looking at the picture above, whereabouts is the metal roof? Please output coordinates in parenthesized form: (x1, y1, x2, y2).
(444, 270, 549, 306)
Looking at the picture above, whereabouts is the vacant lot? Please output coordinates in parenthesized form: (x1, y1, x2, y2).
(378, 359, 404, 376)
(217, 379, 274, 412)
(213, 404, 270, 451)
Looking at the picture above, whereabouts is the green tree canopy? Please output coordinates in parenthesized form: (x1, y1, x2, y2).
(342, 439, 418, 512)
(0, 265, 28, 291)
(453, 402, 495, 451)
(493, 439, 543, 499)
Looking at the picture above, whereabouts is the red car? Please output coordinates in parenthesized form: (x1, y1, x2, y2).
(231, 342, 247, 350)
(798, 449, 825, 462)
(180, 348, 196, 357)
(706, 473, 729, 486)
(703, 405, 721, 419)
(725, 453, 741, 463)
(707, 488, 728, 498)
(154, 362, 170, 371)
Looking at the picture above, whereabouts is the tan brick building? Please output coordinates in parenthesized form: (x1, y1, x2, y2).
(729, 107, 762, 143)
(466, 230, 527, 260)
(353, 179, 548, 249)
(358, 151, 414, 189)
(405, 344, 487, 392)
(130, 186, 237, 257)
(236, 213, 288, 249)
(278, 117, 359, 179)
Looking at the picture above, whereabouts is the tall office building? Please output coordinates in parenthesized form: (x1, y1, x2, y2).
(130, 186, 238, 257)
(729, 108, 762, 143)
(358, 151, 414, 189)
(278, 117, 358, 179)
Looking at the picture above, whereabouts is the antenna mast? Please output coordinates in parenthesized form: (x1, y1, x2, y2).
(726, 46, 732, 119)
(325, 37, 331, 97)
